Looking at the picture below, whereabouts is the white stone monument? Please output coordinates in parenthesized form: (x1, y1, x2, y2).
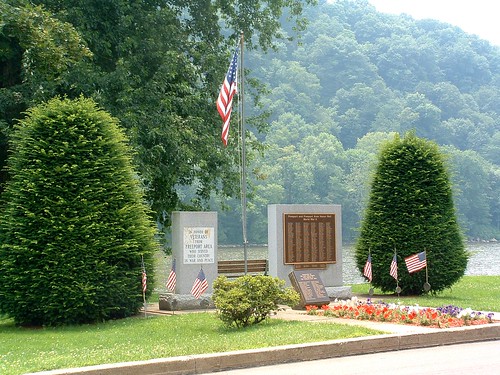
(159, 211, 217, 310)
(171, 211, 217, 294)
(268, 204, 351, 300)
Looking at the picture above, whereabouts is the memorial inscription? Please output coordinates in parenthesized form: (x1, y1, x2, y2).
(289, 270, 330, 307)
(183, 227, 215, 264)
(284, 213, 336, 265)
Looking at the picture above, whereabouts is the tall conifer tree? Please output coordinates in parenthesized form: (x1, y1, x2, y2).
(356, 132, 468, 295)
(0, 97, 157, 325)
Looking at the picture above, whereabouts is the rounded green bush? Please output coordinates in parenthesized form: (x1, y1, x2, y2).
(355, 132, 468, 295)
(0, 97, 158, 326)
(213, 275, 300, 328)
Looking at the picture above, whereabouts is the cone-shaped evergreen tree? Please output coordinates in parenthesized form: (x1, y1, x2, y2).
(355, 132, 468, 295)
(0, 97, 158, 325)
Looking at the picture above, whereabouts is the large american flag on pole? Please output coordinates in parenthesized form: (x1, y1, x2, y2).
(216, 48, 239, 146)
(405, 251, 427, 273)
(166, 258, 176, 292)
(191, 268, 209, 299)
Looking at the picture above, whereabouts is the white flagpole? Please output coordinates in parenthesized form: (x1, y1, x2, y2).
(239, 31, 248, 274)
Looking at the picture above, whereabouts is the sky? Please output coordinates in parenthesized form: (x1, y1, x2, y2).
(368, 0, 500, 46)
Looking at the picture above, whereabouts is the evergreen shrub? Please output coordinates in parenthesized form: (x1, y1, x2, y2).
(0, 97, 158, 326)
(355, 132, 468, 295)
(212, 275, 300, 328)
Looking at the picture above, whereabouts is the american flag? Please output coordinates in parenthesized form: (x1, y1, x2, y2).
(166, 258, 176, 292)
(191, 268, 209, 299)
(363, 254, 372, 282)
(216, 48, 239, 146)
(390, 254, 398, 280)
(141, 269, 147, 293)
(405, 251, 427, 273)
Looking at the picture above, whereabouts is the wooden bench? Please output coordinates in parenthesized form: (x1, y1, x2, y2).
(217, 259, 268, 278)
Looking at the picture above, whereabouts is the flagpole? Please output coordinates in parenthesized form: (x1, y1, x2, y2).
(394, 247, 401, 297)
(141, 255, 147, 318)
(366, 248, 373, 296)
(424, 249, 431, 292)
(425, 250, 429, 283)
(239, 31, 248, 274)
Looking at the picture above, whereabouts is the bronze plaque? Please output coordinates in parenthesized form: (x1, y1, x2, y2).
(289, 270, 330, 307)
(283, 213, 336, 265)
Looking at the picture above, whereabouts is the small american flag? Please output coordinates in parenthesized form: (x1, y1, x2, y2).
(363, 254, 372, 282)
(141, 269, 147, 293)
(390, 254, 398, 280)
(191, 268, 208, 299)
(216, 48, 238, 146)
(166, 259, 176, 292)
(405, 251, 427, 273)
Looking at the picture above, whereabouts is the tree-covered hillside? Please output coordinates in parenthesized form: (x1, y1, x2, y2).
(218, 0, 500, 243)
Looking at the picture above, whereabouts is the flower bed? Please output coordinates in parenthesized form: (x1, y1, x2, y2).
(306, 298, 496, 328)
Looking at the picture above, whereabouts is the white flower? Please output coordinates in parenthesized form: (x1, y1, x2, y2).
(458, 307, 473, 319)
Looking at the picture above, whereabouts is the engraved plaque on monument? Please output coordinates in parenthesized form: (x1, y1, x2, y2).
(289, 270, 330, 307)
(284, 213, 336, 267)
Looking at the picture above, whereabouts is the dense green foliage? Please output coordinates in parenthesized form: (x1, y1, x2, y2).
(217, 0, 500, 243)
(212, 275, 300, 327)
(0, 97, 158, 326)
(355, 133, 468, 295)
(0, 1, 92, 188)
(0, 0, 314, 229)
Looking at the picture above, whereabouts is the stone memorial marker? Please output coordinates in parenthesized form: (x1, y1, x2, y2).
(289, 269, 330, 308)
(159, 211, 217, 311)
(268, 204, 351, 300)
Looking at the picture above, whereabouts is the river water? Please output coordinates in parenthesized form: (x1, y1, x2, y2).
(219, 242, 500, 284)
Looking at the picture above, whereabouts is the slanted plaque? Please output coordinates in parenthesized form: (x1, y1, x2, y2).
(289, 270, 330, 308)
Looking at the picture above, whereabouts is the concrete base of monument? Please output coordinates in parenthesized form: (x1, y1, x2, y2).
(158, 287, 352, 311)
(325, 286, 352, 300)
(158, 293, 215, 311)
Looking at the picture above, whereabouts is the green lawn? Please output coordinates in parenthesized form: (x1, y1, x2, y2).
(0, 313, 379, 375)
(350, 275, 500, 312)
(1, 275, 498, 375)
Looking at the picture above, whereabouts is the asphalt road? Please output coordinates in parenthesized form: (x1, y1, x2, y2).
(208, 340, 500, 375)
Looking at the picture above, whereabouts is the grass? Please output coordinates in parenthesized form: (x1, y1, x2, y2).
(350, 275, 500, 312)
(1, 275, 498, 375)
(0, 313, 379, 375)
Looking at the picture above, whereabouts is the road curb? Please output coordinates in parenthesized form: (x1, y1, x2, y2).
(30, 323, 500, 375)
